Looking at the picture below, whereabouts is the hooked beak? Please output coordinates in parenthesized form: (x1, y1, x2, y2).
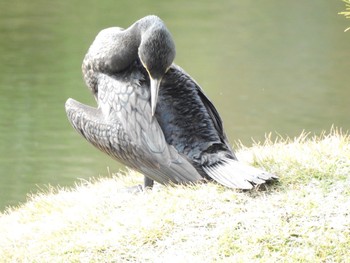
(150, 77, 161, 116)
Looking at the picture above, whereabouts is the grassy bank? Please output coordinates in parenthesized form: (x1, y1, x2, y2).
(0, 129, 349, 262)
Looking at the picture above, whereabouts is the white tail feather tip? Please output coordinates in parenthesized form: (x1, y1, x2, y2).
(203, 158, 277, 189)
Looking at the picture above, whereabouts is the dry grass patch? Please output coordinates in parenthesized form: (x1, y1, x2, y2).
(0, 129, 349, 262)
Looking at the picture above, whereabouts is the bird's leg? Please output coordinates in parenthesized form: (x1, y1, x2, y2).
(144, 176, 154, 189)
(118, 176, 153, 193)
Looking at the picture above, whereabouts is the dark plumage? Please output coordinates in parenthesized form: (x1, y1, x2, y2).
(65, 15, 277, 189)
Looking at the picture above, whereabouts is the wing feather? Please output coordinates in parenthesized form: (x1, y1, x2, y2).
(170, 64, 235, 156)
(65, 69, 202, 185)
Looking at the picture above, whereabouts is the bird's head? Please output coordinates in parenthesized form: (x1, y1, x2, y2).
(138, 22, 175, 116)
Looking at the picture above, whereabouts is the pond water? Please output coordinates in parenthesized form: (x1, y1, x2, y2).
(0, 0, 349, 210)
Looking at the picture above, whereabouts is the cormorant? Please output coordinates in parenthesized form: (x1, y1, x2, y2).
(65, 15, 277, 189)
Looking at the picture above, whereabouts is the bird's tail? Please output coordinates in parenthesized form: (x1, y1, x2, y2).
(202, 157, 278, 189)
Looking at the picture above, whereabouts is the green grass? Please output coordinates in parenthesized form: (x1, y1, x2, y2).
(1, 128, 349, 262)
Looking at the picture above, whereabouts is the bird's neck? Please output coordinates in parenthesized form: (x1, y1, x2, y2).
(81, 15, 166, 95)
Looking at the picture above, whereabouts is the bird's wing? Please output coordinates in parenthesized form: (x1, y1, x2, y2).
(171, 64, 235, 156)
(167, 65, 278, 189)
(65, 71, 202, 185)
